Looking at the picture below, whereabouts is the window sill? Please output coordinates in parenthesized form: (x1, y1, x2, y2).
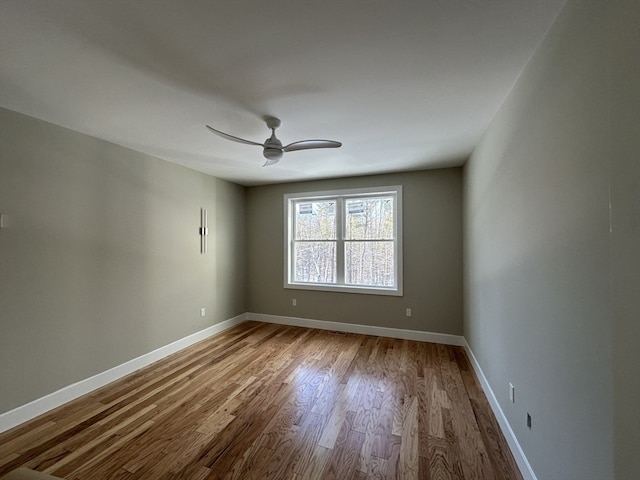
(285, 282, 403, 297)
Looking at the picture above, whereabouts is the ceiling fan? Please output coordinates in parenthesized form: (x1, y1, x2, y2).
(206, 117, 341, 166)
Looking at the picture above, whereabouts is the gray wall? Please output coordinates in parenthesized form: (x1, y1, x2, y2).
(246, 169, 463, 334)
(464, 0, 639, 479)
(609, 0, 640, 478)
(0, 108, 246, 414)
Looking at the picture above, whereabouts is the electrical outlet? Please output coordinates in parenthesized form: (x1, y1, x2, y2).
(200, 307, 206, 317)
(527, 413, 532, 429)
(292, 299, 297, 306)
(405, 308, 412, 317)
(509, 383, 515, 403)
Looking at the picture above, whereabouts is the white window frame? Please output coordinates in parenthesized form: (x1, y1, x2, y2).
(284, 185, 403, 296)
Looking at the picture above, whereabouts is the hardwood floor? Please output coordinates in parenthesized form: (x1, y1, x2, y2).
(0, 322, 522, 479)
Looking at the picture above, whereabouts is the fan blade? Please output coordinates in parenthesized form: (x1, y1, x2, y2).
(263, 158, 280, 167)
(205, 125, 264, 147)
(283, 140, 342, 152)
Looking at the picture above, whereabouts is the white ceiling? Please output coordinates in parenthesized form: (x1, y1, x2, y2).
(0, 0, 565, 186)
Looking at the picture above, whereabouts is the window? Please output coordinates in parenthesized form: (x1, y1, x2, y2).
(284, 186, 402, 296)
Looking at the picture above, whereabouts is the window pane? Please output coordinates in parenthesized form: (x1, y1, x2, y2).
(345, 197, 394, 240)
(293, 241, 336, 283)
(345, 241, 394, 287)
(295, 201, 336, 240)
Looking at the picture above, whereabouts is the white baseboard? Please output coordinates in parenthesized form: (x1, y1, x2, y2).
(463, 339, 537, 480)
(0, 313, 248, 434)
(247, 312, 465, 346)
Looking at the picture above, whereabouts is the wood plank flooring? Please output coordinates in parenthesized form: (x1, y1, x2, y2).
(0, 322, 523, 479)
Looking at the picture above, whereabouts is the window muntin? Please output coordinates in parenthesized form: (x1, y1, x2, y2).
(285, 186, 402, 296)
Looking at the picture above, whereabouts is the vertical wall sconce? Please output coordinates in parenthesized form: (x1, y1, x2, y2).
(199, 208, 208, 254)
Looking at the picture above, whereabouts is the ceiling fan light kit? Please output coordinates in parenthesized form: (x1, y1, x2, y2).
(263, 147, 283, 164)
(206, 117, 341, 166)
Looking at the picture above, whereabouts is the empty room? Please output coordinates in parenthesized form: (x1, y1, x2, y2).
(0, 1, 638, 479)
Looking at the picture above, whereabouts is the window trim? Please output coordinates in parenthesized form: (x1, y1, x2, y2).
(284, 185, 403, 296)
